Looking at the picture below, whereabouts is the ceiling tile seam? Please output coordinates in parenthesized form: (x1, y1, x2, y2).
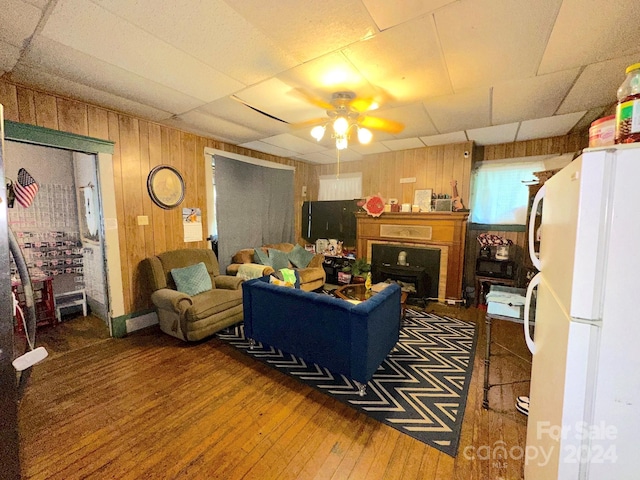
(429, 12, 454, 95)
(84, 0, 249, 88)
(533, 0, 564, 77)
(11, 0, 59, 72)
(359, 1, 383, 32)
(554, 65, 587, 116)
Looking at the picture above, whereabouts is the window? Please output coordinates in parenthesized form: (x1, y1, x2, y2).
(318, 172, 362, 200)
(469, 154, 573, 225)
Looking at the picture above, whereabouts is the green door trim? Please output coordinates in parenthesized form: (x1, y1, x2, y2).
(4, 120, 114, 154)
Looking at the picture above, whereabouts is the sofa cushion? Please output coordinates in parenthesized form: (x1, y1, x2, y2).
(268, 248, 291, 270)
(288, 243, 315, 268)
(171, 262, 213, 296)
(254, 248, 270, 266)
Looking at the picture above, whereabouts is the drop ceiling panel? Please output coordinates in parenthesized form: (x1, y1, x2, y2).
(492, 69, 580, 125)
(92, 0, 297, 85)
(381, 138, 425, 151)
(538, 0, 640, 75)
(279, 52, 370, 97)
(435, 0, 562, 90)
(227, 0, 379, 63)
(261, 133, 327, 154)
(41, 0, 244, 103)
(375, 102, 439, 138)
(197, 97, 289, 137)
(0, 41, 21, 72)
(517, 112, 586, 141)
(343, 15, 452, 102)
(424, 87, 491, 133)
(23, 0, 48, 8)
(10, 64, 172, 121)
(233, 78, 325, 124)
(419, 131, 468, 146)
(362, 0, 456, 31)
(23, 37, 205, 114)
(467, 123, 519, 145)
(556, 55, 638, 114)
(348, 141, 391, 155)
(0, 0, 42, 47)
(167, 110, 267, 144)
(237, 141, 298, 159)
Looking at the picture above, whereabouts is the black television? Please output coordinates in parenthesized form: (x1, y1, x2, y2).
(302, 200, 359, 246)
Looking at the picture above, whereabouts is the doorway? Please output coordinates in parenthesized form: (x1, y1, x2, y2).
(6, 141, 110, 346)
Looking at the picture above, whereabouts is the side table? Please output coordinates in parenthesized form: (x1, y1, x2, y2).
(475, 275, 517, 306)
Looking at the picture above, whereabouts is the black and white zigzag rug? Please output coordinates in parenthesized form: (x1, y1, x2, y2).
(216, 309, 477, 456)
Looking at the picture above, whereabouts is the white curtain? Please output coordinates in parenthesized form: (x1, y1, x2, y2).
(318, 173, 362, 200)
(469, 154, 572, 225)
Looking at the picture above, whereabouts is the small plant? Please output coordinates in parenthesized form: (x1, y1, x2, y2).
(342, 258, 371, 277)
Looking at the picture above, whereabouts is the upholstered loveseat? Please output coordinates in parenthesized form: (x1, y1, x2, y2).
(242, 277, 402, 394)
(144, 248, 244, 341)
(227, 242, 325, 291)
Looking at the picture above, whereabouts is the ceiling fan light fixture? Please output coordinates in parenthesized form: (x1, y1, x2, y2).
(333, 116, 349, 136)
(335, 136, 348, 150)
(310, 125, 326, 141)
(357, 127, 373, 144)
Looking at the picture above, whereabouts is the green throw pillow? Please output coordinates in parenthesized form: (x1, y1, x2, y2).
(254, 248, 271, 266)
(171, 262, 213, 296)
(268, 248, 290, 270)
(288, 244, 315, 268)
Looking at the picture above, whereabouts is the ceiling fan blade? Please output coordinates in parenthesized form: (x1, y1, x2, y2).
(289, 88, 334, 110)
(360, 116, 404, 134)
(290, 117, 327, 129)
(349, 96, 376, 112)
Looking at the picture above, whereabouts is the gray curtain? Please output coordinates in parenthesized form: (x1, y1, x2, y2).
(215, 155, 294, 272)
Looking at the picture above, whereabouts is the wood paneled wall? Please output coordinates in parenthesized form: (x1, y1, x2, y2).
(0, 79, 315, 314)
(310, 133, 589, 296)
(312, 142, 474, 206)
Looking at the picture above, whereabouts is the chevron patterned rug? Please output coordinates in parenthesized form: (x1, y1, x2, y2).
(217, 309, 477, 456)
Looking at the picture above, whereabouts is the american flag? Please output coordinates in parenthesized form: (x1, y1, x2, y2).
(14, 168, 39, 208)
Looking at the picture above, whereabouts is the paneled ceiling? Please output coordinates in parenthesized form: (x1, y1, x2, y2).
(2, 0, 639, 163)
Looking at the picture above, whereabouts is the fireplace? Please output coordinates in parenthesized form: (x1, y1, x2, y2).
(371, 244, 440, 300)
(356, 212, 469, 300)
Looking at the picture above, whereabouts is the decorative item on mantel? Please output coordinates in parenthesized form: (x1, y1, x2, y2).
(357, 194, 385, 217)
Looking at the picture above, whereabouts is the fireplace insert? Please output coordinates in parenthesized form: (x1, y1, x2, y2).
(371, 244, 440, 300)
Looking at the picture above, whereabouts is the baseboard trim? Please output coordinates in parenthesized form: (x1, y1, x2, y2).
(110, 309, 158, 338)
(126, 312, 158, 333)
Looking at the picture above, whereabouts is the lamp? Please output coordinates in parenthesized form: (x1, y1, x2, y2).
(311, 115, 374, 151)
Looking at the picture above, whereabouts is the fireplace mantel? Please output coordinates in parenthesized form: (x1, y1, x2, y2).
(356, 212, 469, 300)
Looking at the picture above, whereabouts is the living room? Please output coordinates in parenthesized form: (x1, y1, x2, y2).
(2, 1, 639, 479)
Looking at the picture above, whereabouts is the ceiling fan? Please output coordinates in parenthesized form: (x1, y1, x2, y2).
(295, 90, 404, 150)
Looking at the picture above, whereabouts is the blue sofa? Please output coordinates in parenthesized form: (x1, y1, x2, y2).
(242, 278, 402, 394)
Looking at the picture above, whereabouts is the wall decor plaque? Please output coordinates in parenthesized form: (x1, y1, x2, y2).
(147, 165, 185, 209)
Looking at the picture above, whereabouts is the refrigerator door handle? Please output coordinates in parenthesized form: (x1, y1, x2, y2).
(524, 272, 541, 354)
(528, 185, 545, 270)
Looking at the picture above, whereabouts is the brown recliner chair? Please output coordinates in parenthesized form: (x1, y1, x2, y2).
(144, 248, 244, 341)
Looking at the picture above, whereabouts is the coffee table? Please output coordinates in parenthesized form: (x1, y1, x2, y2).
(334, 283, 408, 318)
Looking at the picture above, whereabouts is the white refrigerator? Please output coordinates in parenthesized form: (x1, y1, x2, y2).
(523, 144, 640, 479)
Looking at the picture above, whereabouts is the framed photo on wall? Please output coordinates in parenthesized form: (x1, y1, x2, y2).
(413, 189, 432, 212)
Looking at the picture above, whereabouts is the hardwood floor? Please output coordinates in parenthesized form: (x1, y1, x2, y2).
(18, 305, 532, 479)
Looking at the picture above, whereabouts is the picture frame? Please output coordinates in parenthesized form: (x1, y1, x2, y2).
(413, 189, 433, 212)
(147, 165, 185, 209)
